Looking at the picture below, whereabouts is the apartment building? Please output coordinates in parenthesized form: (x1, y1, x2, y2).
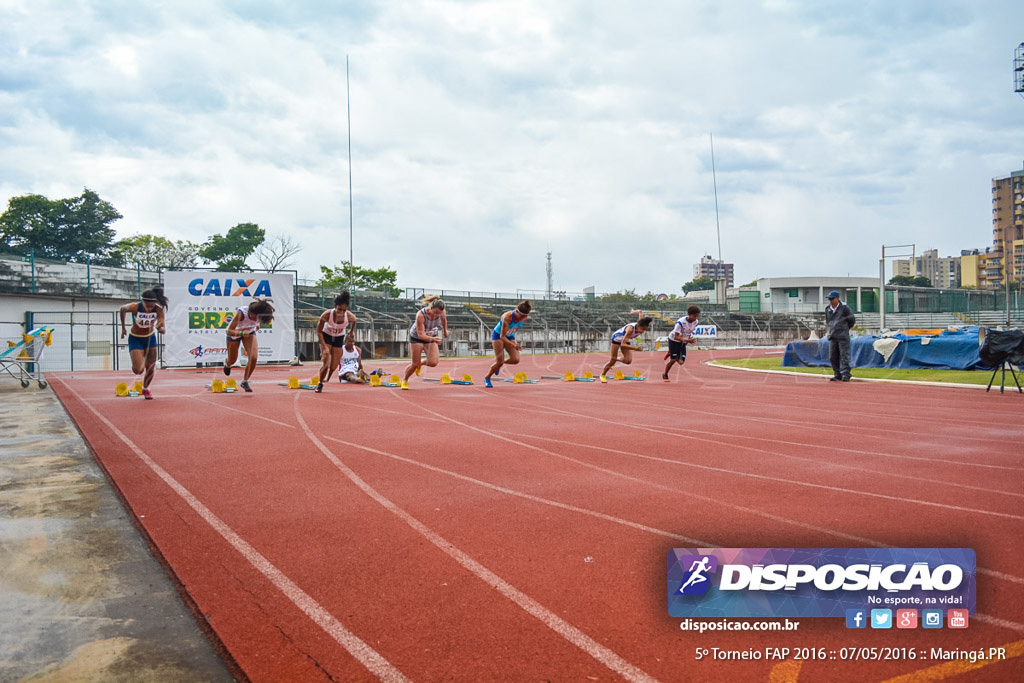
(990, 164, 1024, 289)
(693, 254, 734, 288)
(892, 248, 961, 288)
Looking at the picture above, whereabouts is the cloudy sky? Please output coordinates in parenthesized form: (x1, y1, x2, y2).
(2, 1, 1022, 296)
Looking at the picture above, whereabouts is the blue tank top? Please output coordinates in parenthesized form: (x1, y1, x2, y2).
(492, 310, 526, 337)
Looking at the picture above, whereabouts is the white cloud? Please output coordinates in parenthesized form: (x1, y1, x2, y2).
(1, 0, 1022, 295)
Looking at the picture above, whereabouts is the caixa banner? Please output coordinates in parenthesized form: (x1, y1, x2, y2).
(162, 271, 295, 366)
(667, 548, 975, 618)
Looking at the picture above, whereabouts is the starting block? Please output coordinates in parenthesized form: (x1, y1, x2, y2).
(114, 382, 138, 397)
(209, 379, 236, 393)
(613, 369, 646, 381)
(496, 371, 538, 384)
(279, 376, 320, 390)
(559, 371, 595, 382)
(436, 373, 473, 385)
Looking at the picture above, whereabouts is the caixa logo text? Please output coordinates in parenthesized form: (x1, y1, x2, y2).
(188, 278, 273, 297)
(712, 562, 964, 592)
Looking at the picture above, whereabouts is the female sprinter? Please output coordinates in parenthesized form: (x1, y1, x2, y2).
(484, 300, 531, 388)
(401, 295, 448, 389)
(119, 286, 168, 399)
(223, 298, 275, 392)
(600, 309, 652, 382)
(314, 291, 357, 393)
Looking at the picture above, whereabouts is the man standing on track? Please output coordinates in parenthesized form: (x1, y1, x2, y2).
(825, 290, 856, 382)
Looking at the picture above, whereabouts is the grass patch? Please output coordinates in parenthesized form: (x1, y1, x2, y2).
(712, 357, 994, 386)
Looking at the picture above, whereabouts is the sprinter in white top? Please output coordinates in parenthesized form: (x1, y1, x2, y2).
(223, 298, 275, 392)
(401, 295, 448, 390)
(663, 305, 700, 382)
(315, 291, 357, 393)
(600, 309, 652, 383)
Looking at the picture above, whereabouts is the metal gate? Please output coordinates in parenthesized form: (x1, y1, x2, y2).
(25, 311, 158, 373)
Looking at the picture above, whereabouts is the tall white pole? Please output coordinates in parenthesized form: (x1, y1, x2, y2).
(347, 55, 354, 290)
(710, 133, 722, 263)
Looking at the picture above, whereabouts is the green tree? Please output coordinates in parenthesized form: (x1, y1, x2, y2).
(599, 290, 682, 304)
(199, 222, 265, 271)
(112, 234, 201, 270)
(319, 262, 400, 296)
(0, 188, 121, 263)
(682, 276, 715, 294)
(888, 275, 932, 287)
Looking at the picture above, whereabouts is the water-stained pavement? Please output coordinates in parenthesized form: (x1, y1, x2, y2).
(0, 381, 235, 682)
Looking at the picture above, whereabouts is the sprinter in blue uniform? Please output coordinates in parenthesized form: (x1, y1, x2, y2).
(484, 300, 531, 388)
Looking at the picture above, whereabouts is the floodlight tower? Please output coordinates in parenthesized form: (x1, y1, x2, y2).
(546, 251, 553, 300)
(1016, 42, 1024, 99)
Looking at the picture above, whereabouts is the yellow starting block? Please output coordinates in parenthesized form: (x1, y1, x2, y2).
(440, 373, 452, 384)
(563, 371, 575, 382)
(115, 382, 129, 397)
(225, 378, 237, 390)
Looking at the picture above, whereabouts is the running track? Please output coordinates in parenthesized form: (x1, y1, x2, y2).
(50, 349, 1024, 682)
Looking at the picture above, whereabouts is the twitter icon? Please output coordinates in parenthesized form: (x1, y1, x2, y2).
(871, 609, 893, 629)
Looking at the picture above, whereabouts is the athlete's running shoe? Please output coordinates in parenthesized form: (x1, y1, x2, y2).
(663, 374, 670, 382)
(240, 380, 252, 392)
(484, 377, 493, 388)
(142, 388, 153, 400)
(223, 364, 231, 376)
(600, 375, 607, 383)
(315, 381, 323, 393)
(415, 366, 421, 376)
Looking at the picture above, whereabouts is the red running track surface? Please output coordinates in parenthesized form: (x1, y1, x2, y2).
(50, 349, 1024, 682)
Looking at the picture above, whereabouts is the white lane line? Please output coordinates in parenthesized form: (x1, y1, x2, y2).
(292, 394, 661, 683)
(380, 391, 1024, 590)
(321, 434, 708, 546)
(492, 403, 1023, 520)
(493, 405, 1022, 498)
(61, 381, 411, 683)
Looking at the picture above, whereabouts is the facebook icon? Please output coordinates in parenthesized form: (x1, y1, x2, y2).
(845, 609, 867, 629)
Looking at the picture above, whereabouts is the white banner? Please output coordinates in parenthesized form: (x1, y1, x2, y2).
(162, 271, 295, 366)
(693, 325, 718, 338)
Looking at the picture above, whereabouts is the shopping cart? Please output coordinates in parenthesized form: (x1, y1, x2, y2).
(0, 327, 54, 389)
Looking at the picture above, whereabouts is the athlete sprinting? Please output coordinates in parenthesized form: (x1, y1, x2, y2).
(484, 300, 531, 388)
(600, 309, 652, 382)
(119, 286, 168, 400)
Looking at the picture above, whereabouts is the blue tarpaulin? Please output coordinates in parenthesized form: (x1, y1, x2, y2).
(781, 328, 988, 371)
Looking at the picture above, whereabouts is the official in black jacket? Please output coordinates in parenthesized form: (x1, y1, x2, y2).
(825, 290, 856, 382)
